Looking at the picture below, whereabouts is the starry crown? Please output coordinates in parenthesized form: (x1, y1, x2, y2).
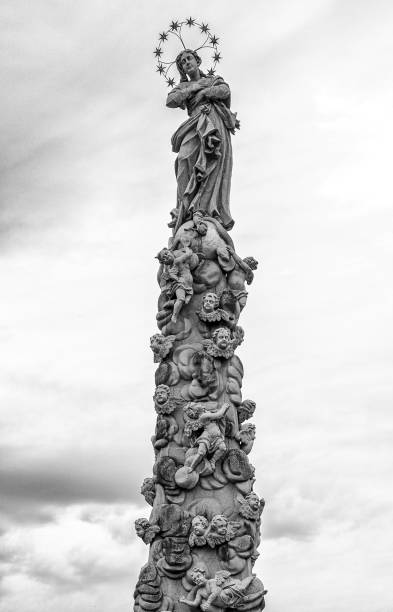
(153, 18, 222, 86)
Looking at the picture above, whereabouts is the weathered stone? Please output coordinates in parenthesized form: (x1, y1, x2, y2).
(134, 23, 265, 612)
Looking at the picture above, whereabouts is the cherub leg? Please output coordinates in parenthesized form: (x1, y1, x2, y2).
(208, 441, 227, 470)
(188, 442, 208, 470)
(172, 288, 186, 322)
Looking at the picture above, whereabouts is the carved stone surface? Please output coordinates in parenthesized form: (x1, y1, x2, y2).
(135, 29, 266, 612)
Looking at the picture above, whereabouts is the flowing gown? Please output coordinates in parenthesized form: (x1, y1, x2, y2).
(167, 76, 239, 230)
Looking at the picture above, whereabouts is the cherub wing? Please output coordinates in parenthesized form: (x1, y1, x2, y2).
(226, 520, 241, 541)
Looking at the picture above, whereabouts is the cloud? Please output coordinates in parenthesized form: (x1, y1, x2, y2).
(1, 0, 393, 611)
(0, 503, 146, 611)
(0, 444, 151, 530)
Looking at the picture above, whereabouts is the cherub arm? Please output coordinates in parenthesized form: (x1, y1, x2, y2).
(200, 402, 230, 423)
(180, 589, 203, 608)
(203, 83, 230, 101)
(201, 585, 221, 611)
(173, 247, 196, 265)
(227, 246, 254, 281)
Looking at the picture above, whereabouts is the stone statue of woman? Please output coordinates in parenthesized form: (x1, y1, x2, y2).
(166, 49, 239, 231)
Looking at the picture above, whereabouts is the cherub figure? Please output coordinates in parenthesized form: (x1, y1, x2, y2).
(204, 327, 234, 359)
(184, 402, 230, 472)
(135, 518, 160, 545)
(179, 567, 217, 612)
(180, 567, 266, 612)
(211, 570, 267, 611)
(153, 384, 182, 415)
(237, 399, 256, 424)
(150, 333, 176, 363)
(140, 477, 155, 506)
(234, 423, 256, 454)
(197, 292, 227, 323)
(156, 236, 199, 323)
(237, 492, 265, 564)
(205, 514, 240, 548)
(227, 249, 259, 312)
(238, 492, 265, 522)
(232, 325, 244, 349)
(189, 515, 209, 547)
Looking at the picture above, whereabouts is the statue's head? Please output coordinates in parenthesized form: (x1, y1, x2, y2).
(156, 248, 174, 265)
(215, 570, 231, 586)
(190, 566, 207, 585)
(135, 518, 149, 537)
(193, 211, 208, 235)
(176, 49, 202, 81)
(202, 292, 219, 313)
(186, 402, 204, 420)
(212, 327, 232, 350)
(245, 492, 260, 511)
(154, 384, 170, 405)
(140, 477, 155, 506)
(210, 514, 228, 535)
(191, 515, 208, 535)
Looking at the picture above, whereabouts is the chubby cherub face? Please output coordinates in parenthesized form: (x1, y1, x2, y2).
(158, 248, 174, 265)
(135, 518, 149, 537)
(211, 515, 228, 536)
(214, 328, 231, 350)
(191, 569, 207, 585)
(150, 334, 164, 352)
(154, 384, 170, 404)
(246, 493, 260, 511)
(192, 516, 208, 536)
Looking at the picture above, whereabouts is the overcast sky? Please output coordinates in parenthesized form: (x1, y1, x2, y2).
(1, 1, 393, 611)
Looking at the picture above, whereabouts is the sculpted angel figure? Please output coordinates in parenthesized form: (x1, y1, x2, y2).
(166, 49, 240, 231)
(140, 477, 155, 506)
(157, 236, 199, 323)
(239, 492, 265, 521)
(189, 515, 209, 547)
(134, 518, 160, 545)
(184, 401, 230, 472)
(234, 423, 256, 454)
(153, 384, 183, 415)
(180, 567, 266, 612)
(150, 333, 176, 363)
(205, 514, 241, 548)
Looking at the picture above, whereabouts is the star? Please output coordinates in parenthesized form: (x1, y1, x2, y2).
(200, 23, 210, 34)
(209, 34, 219, 46)
(167, 77, 175, 87)
(159, 31, 168, 42)
(169, 20, 180, 31)
(186, 17, 195, 27)
(207, 68, 216, 76)
(156, 64, 165, 75)
(153, 47, 163, 58)
(213, 52, 222, 62)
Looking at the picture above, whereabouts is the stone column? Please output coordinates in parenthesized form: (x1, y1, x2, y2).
(134, 37, 266, 612)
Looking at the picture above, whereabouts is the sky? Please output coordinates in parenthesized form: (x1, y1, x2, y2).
(1, 0, 393, 611)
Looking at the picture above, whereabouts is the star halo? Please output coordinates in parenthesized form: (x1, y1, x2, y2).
(153, 18, 222, 87)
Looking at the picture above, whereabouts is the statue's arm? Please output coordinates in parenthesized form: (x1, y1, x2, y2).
(204, 82, 230, 101)
(201, 402, 230, 422)
(166, 82, 205, 108)
(166, 86, 187, 109)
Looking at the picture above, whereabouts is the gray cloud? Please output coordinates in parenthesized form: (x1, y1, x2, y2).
(0, 447, 146, 517)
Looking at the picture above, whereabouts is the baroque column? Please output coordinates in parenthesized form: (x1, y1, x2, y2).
(134, 19, 267, 612)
